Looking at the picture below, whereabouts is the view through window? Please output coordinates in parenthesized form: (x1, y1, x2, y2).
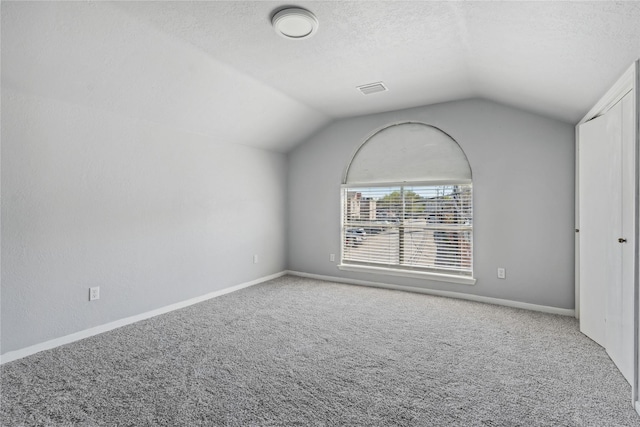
(342, 184, 472, 276)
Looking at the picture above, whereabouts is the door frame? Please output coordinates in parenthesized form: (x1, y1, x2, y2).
(575, 60, 639, 413)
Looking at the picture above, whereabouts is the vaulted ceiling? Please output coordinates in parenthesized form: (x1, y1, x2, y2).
(3, 1, 640, 152)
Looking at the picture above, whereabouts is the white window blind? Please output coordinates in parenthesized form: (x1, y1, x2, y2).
(342, 184, 473, 276)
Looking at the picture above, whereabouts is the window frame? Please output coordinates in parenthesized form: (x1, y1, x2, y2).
(338, 180, 476, 285)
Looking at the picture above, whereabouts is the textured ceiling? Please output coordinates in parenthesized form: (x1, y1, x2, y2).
(3, 1, 640, 152)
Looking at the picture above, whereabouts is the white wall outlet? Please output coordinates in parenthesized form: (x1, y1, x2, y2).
(330, 253, 336, 262)
(497, 268, 506, 279)
(89, 286, 100, 301)
(253, 254, 259, 264)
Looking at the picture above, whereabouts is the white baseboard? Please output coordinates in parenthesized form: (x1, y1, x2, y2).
(1, 271, 287, 365)
(286, 270, 576, 317)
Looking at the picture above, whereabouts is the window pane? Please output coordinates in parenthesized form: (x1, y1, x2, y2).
(342, 184, 472, 276)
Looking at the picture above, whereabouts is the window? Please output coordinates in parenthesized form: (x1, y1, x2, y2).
(342, 183, 472, 276)
(339, 122, 474, 284)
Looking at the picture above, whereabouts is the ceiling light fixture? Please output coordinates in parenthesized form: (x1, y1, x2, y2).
(272, 7, 318, 39)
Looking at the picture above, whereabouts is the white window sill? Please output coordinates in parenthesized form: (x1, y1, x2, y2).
(337, 263, 477, 285)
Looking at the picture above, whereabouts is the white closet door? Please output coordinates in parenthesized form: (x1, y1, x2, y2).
(609, 91, 635, 384)
(578, 103, 622, 348)
(579, 92, 634, 385)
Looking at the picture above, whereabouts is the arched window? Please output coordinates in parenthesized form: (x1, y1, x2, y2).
(339, 122, 475, 285)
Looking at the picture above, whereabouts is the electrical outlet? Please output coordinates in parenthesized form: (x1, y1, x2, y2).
(497, 268, 506, 279)
(330, 254, 336, 262)
(253, 254, 259, 264)
(89, 286, 100, 301)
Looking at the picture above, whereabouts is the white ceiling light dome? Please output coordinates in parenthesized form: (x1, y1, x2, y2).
(272, 7, 318, 39)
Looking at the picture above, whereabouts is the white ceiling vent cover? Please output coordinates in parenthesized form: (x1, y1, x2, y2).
(357, 82, 388, 95)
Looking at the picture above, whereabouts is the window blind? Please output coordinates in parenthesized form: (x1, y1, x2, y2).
(342, 184, 473, 276)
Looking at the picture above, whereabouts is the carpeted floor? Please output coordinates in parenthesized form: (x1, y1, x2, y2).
(2, 275, 639, 426)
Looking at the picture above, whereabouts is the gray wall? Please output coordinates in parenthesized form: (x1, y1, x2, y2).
(1, 88, 288, 353)
(288, 98, 575, 309)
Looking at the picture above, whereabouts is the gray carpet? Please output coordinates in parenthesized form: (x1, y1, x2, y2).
(2, 275, 639, 426)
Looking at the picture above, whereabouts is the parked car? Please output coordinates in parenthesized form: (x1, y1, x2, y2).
(345, 228, 364, 247)
(362, 222, 382, 234)
(349, 227, 367, 240)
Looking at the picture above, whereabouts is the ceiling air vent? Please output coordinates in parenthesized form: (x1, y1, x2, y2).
(357, 82, 388, 95)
